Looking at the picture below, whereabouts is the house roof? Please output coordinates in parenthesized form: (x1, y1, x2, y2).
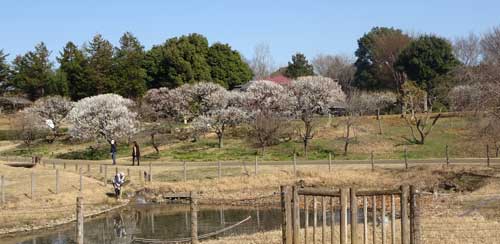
(265, 74, 292, 85)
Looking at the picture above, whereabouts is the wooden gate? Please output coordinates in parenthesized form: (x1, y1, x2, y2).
(281, 185, 421, 244)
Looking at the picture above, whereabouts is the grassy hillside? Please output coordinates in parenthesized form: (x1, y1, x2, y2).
(0, 114, 493, 162)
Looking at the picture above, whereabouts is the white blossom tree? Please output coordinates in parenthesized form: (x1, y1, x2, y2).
(12, 109, 47, 151)
(244, 80, 293, 154)
(26, 95, 73, 141)
(68, 94, 138, 144)
(289, 76, 346, 157)
(192, 90, 246, 148)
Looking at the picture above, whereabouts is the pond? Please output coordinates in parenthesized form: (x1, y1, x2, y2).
(0, 204, 282, 244)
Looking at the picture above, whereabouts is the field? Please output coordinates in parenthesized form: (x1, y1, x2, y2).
(0, 113, 495, 163)
(1, 113, 500, 243)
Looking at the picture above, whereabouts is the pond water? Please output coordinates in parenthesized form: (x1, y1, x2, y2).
(0, 204, 282, 244)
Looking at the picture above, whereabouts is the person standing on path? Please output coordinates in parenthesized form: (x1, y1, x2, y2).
(110, 139, 117, 165)
(132, 141, 140, 166)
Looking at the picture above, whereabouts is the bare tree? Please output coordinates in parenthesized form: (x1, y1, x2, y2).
(453, 32, 482, 67)
(401, 82, 441, 144)
(249, 43, 275, 79)
(312, 54, 355, 90)
(481, 26, 500, 65)
(12, 110, 47, 153)
(26, 95, 73, 142)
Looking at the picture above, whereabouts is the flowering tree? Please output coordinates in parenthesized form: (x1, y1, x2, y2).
(192, 90, 246, 148)
(67, 94, 138, 143)
(289, 76, 346, 157)
(244, 80, 292, 154)
(26, 95, 73, 141)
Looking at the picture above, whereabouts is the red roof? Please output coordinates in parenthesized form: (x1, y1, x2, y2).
(265, 74, 292, 85)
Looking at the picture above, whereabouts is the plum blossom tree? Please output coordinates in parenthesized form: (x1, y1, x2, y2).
(192, 90, 246, 148)
(27, 95, 73, 141)
(289, 76, 346, 157)
(244, 80, 293, 154)
(12, 109, 47, 151)
(68, 94, 138, 143)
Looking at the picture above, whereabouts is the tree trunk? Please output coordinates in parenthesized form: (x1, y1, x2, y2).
(344, 120, 351, 156)
(218, 133, 224, 148)
(151, 133, 159, 154)
(303, 137, 308, 158)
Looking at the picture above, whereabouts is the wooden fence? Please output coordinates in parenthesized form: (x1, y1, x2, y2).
(281, 185, 421, 244)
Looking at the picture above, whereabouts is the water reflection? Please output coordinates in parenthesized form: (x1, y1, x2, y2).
(1, 204, 281, 244)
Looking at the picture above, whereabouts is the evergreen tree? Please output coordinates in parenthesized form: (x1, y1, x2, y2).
(85, 34, 116, 95)
(284, 53, 314, 78)
(45, 69, 69, 96)
(353, 27, 410, 90)
(114, 32, 147, 98)
(57, 41, 89, 100)
(0, 50, 10, 94)
(207, 43, 253, 89)
(11, 42, 53, 100)
(145, 33, 211, 88)
(396, 35, 460, 95)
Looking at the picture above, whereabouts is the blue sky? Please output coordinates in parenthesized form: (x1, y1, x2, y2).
(1, 0, 499, 66)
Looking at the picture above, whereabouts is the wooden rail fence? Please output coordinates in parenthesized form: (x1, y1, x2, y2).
(281, 185, 421, 244)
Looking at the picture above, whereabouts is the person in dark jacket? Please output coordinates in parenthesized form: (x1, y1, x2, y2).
(110, 139, 117, 165)
(132, 141, 140, 166)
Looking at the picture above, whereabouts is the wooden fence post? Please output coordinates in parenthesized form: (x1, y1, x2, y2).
(218, 161, 222, 179)
(76, 196, 84, 244)
(190, 192, 199, 244)
(292, 186, 300, 244)
(254, 156, 258, 176)
(149, 162, 153, 182)
(52, 163, 55, 169)
(127, 168, 130, 178)
(55, 169, 59, 194)
(487, 145, 490, 167)
(329, 152, 332, 172)
(410, 186, 421, 244)
(363, 196, 368, 244)
(79, 167, 83, 192)
(31, 172, 35, 199)
(371, 151, 375, 171)
(382, 195, 386, 244)
(75, 164, 78, 172)
(445, 145, 449, 166)
(351, 188, 359, 244)
(115, 167, 118, 175)
(281, 186, 293, 244)
(340, 188, 348, 244)
(183, 161, 187, 182)
(1, 175, 4, 204)
(401, 185, 410, 244)
(87, 164, 90, 173)
(404, 147, 408, 170)
(293, 154, 297, 176)
(63, 163, 66, 170)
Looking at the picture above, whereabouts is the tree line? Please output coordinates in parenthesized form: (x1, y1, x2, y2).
(0, 33, 253, 101)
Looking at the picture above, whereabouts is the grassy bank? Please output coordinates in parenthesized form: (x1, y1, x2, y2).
(0, 114, 493, 162)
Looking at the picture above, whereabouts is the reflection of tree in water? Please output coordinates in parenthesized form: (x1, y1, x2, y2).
(16, 205, 282, 244)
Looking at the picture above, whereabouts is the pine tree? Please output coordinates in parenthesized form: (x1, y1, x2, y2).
(114, 32, 147, 98)
(284, 53, 314, 78)
(11, 42, 54, 100)
(58, 42, 89, 100)
(0, 50, 10, 94)
(85, 34, 116, 95)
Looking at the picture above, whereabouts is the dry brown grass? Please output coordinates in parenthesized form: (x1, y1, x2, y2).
(0, 162, 124, 234)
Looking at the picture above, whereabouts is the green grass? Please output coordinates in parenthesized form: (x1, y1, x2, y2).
(0, 114, 493, 161)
